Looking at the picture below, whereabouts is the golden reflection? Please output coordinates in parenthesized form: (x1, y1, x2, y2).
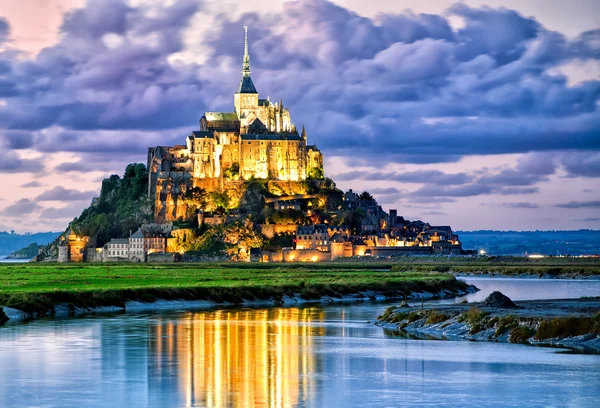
(150, 307, 325, 407)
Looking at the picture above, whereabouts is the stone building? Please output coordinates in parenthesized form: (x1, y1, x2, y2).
(57, 229, 93, 263)
(148, 27, 324, 222)
(103, 238, 130, 260)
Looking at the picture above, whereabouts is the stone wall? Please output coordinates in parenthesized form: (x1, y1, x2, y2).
(258, 224, 298, 239)
(281, 248, 331, 262)
(147, 252, 180, 263)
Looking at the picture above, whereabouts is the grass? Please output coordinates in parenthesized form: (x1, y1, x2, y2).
(388, 256, 600, 277)
(459, 307, 490, 324)
(534, 314, 600, 340)
(426, 309, 448, 325)
(0, 263, 467, 316)
(509, 326, 535, 343)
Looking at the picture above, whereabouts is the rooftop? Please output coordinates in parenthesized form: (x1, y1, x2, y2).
(235, 76, 258, 94)
(204, 112, 239, 122)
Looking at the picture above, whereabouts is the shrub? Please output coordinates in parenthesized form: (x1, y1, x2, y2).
(495, 315, 518, 337)
(426, 309, 448, 325)
(391, 312, 408, 323)
(459, 307, 490, 325)
(469, 323, 483, 335)
(534, 314, 600, 340)
(408, 311, 422, 323)
(509, 326, 535, 343)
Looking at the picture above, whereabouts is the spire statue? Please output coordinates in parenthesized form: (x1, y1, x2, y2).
(242, 26, 251, 77)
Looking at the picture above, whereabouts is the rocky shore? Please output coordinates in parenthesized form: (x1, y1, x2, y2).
(0, 283, 477, 324)
(376, 292, 600, 353)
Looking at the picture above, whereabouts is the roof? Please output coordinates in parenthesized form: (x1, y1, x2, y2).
(190, 131, 215, 138)
(204, 112, 239, 121)
(236, 76, 258, 94)
(131, 229, 143, 239)
(108, 238, 129, 245)
(330, 233, 345, 243)
(258, 98, 272, 107)
(241, 133, 302, 141)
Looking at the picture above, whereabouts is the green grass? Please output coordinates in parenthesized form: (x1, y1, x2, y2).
(458, 307, 490, 325)
(0, 263, 467, 316)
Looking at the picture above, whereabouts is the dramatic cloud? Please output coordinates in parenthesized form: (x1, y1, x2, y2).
(0, 150, 43, 173)
(39, 203, 88, 220)
(36, 186, 96, 201)
(0, 199, 42, 216)
(0, 0, 598, 231)
(555, 200, 600, 209)
(560, 152, 600, 178)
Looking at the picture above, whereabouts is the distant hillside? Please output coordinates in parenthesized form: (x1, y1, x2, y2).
(6, 243, 41, 259)
(0, 232, 60, 257)
(457, 230, 600, 256)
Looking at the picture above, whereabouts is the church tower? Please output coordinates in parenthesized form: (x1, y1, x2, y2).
(234, 27, 259, 124)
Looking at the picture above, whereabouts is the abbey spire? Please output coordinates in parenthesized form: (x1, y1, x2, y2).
(242, 26, 251, 77)
(235, 26, 258, 95)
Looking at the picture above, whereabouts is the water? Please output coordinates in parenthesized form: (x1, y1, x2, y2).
(0, 257, 31, 263)
(0, 278, 599, 408)
(451, 277, 600, 303)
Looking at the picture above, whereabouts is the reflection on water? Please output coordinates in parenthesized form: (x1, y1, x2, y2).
(149, 308, 324, 407)
(1, 280, 600, 407)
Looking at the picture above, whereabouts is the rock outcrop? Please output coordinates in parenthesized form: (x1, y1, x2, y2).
(482, 291, 519, 308)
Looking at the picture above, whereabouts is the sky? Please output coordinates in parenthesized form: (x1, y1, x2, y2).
(0, 0, 598, 233)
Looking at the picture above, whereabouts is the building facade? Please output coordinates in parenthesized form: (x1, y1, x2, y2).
(148, 27, 324, 222)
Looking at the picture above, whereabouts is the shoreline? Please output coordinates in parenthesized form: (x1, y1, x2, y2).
(0, 280, 477, 324)
(455, 272, 600, 280)
(376, 297, 600, 353)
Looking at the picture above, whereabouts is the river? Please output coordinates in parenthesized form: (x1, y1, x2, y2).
(0, 278, 599, 407)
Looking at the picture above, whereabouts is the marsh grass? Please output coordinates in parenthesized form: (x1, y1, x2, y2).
(0, 263, 466, 315)
(425, 309, 448, 325)
(509, 326, 535, 343)
(534, 314, 600, 340)
(459, 307, 490, 325)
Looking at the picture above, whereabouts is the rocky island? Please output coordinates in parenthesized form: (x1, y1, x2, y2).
(377, 292, 600, 353)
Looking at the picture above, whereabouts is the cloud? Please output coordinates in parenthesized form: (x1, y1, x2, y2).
(555, 200, 600, 209)
(36, 186, 96, 201)
(420, 210, 448, 216)
(574, 217, 600, 222)
(369, 187, 402, 195)
(0, 0, 596, 166)
(39, 203, 88, 220)
(21, 181, 43, 188)
(500, 202, 540, 209)
(0, 0, 598, 231)
(334, 169, 471, 185)
(0, 17, 9, 45)
(560, 152, 600, 178)
(0, 199, 42, 216)
(0, 150, 43, 173)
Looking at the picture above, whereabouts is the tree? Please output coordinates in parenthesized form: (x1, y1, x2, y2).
(210, 191, 230, 213)
(224, 162, 240, 180)
(359, 191, 374, 201)
(307, 167, 324, 180)
(183, 187, 208, 219)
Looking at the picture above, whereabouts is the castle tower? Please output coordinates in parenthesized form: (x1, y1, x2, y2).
(234, 26, 259, 122)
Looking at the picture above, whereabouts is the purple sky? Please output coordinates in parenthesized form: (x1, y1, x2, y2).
(0, 0, 599, 232)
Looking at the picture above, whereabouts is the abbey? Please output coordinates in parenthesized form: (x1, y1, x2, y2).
(148, 27, 324, 221)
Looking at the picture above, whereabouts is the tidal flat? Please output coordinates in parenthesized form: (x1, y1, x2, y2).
(377, 296, 600, 353)
(0, 262, 472, 321)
